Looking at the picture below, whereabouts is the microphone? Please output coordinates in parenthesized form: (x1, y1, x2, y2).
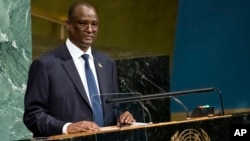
(120, 78, 153, 124)
(137, 71, 191, 119)
(214, 88, 225, 116)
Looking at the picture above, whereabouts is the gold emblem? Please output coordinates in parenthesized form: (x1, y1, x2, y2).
(171, 128, 210, 141)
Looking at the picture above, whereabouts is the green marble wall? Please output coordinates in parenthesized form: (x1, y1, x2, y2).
(0, 0, 32, 140)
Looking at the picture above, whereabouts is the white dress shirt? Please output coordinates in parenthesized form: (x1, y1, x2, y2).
(62, 38, 101, 134)
(66, 39, 100, 104)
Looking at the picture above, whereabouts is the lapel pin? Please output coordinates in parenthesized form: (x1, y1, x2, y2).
(98, 63, 103, 68)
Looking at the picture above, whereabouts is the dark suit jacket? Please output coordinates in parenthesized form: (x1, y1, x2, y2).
(23, 44, 119, 137)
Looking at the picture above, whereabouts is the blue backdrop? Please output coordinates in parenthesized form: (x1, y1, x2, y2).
(171, 0, 250, 113)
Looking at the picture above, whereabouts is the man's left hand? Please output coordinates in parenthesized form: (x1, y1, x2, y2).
(117, 111, 135, 126)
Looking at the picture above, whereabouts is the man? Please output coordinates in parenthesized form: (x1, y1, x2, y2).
(23, 1, 135, 137)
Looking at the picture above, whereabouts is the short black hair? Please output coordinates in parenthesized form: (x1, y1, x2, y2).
(68, 1, 96, 20)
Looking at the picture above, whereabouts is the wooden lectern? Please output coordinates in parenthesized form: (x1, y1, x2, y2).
(49, 115, 232, 141)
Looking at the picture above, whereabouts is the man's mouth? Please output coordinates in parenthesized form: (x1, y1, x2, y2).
(83, 36, 93, 40)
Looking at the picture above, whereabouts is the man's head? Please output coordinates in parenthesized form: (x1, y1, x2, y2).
(66, 1, 99, 52)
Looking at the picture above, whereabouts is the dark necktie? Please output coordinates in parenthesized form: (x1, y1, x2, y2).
(82, 54, 103, 126)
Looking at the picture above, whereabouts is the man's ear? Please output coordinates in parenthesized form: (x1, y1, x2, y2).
(66, 20, 71, 30)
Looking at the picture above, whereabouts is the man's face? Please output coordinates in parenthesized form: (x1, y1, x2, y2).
(67, 5, 99, 50)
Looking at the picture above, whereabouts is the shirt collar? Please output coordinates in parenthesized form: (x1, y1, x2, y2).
(66, 38, 93, 60)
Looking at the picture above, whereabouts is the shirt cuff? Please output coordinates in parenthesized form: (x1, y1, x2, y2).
(62, 123, 72, 134)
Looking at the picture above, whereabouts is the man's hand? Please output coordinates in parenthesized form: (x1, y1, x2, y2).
(117, 111, 135, 126)
(67, 121, 100, 134)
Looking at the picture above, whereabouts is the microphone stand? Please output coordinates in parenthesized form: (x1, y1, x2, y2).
(121, 80, 153, 124)
(138, 72, 191, 119)
(139, 72, 225, 116)
(113, 103, 122, 129)
(106, 88, 214, 103)
(106, 87, 226, 117)
(215, 88, 225, 116)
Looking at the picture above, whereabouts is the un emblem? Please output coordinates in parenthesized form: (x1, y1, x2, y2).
(171, 128, 210, 141)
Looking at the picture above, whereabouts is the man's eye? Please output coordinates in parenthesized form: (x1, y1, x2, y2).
(92, 23, 98, 27)
(78, 22, 88, 25)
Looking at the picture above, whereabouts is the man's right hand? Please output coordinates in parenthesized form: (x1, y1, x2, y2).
(67, 121, 100, 134)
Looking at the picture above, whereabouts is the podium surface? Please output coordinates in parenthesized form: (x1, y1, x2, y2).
(49, 115, 232, 141)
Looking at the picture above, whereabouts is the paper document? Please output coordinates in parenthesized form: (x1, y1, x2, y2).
(131, 122, 151, 126)
(100, 126, 120, 131)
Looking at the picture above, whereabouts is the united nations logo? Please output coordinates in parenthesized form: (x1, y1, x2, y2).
(171, 128, 210, 141)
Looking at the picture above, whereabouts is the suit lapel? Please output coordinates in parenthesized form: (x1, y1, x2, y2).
(92, 51, 106, 94)
(60, 45, 92, 108)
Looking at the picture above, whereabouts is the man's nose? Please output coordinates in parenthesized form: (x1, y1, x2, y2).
(86, 24, 93, 32)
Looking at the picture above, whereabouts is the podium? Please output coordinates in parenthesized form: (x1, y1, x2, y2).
(49, 115, 232, 141)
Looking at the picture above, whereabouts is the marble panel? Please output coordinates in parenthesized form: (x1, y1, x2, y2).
(0, 0, 32, 140)
(116, 55, 170, 123)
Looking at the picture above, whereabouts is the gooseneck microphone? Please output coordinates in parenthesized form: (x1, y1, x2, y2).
(120, 79, 153, 124)
(137, 71, 191, 119)
(214, 88, 225, 116)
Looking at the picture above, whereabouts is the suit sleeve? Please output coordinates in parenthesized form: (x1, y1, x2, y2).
(112, 61, 119, 93)
(111, 61, 120, 120)
(23, 60, 66, 137)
